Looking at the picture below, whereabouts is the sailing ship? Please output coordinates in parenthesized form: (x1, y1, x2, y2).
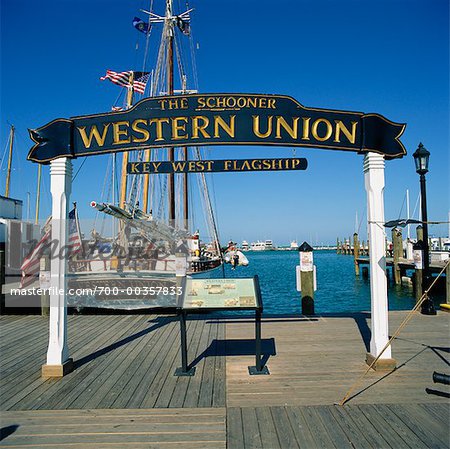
(66, 0, 223, 309)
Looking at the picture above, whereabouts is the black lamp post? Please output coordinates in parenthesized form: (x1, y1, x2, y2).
(413, 143, 436, 315)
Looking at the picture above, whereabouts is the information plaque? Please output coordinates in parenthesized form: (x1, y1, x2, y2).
(182, 278, 261, 310)
(174, 276, 268, 377)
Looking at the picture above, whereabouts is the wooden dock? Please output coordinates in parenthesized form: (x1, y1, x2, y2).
(1, 311, 449, 448)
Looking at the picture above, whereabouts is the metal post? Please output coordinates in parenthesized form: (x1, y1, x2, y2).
(419, 173, 436, 315)
(174, 310, 195, 376)
(248, 309, 269, 375)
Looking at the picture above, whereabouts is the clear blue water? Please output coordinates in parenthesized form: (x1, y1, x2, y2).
(198, 250, 443, 315)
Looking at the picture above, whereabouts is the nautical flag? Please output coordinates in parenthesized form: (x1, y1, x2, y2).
(133, 17, 151, 35)
(100, 70, 150, 94)
(100, 70, 132, 89)
(68, 206, 83, 257)
(133, 72, 150, 94)
(19, 219, 52, 288)
(176, 17, 190, 36)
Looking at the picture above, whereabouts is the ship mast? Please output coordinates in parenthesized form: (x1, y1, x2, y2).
(142, 1, 192, 226)
(119, 72, 135, 209)
(4, 125, 15, 198)
(166, 0, 176, 223)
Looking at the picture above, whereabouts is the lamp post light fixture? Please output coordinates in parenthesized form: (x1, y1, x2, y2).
(412, 143, 436, 315)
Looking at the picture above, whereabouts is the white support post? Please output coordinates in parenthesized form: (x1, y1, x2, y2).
(42, 158, 74, 378)
(364, 152, 396, 370)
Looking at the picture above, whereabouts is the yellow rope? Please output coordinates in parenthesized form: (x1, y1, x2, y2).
(338, 258, 450, 406)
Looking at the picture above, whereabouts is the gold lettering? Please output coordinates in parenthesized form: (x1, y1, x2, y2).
(214, 115, 235, 138)
(196, 161, 205, 171)
(188, 161, 196, 171)
(149, 118, 169, 141)
(205, 160, 213, 171)
(263, 159, 271, 169)
(253, 115, 273, 138)
(276, 116, 299, 139)
(267, 98, 276, 109)
(112, 121, 130, 145)
(131, 119, 150, 143)
(242, 160, 251, 170)
(172, 161, 186, 172)
(258, 98, 267, 108)
(224, 160, 232, 170)
(130, 163, 139, 174)
(142, 162, 150, 172)
(180, 98, 188, 109)
(197, 97, 206, 108)
(216, 97, 226, 108)
(191, 116, 210, 139)
(312, 118, 333, 142)
(206, 97, 215, 108)
(158, 99, 168, 110)
(171, 117, 188, 140)
(152, 162, 161, 173)
(247, 98, 257, 108)
(292, 158, 301, 169)
(334, 120, 358, 144)
(77, 124, 110, 149)
(251, 159, 262, 170)
(302, 117, 311, 140)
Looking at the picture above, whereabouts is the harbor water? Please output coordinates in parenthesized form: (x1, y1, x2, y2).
(200, 250, 442, 315)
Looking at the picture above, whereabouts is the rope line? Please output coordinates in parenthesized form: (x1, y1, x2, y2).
(338, 258, 450, 406)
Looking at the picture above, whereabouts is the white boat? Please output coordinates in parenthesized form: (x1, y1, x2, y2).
(290, 240, 299, 250)
(241, 240, 250, 251)
(250, 241, 266, 251)
(249, 240, 276, 251)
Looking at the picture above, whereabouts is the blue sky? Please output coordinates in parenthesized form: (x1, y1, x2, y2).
(1, 0, 448, 245)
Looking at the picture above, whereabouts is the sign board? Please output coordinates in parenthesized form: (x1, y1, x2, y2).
(182, 278, 261, 310)
(300, 251, 314, 272)
(28, 94, 406, 163)
(127, 157, 307, 174)
(413, 249, 423, 269)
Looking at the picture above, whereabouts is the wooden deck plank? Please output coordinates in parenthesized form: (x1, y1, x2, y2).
(124, 318, 179, 409)
(182, 316, 214, 408)
(226, 407, 244, 449)
(69, 315, 156, 409)
(198, 319, 219, 408)
(167, 318, 202, 408)
(270, 406, 300, 449)
(388, 404, 449, 448)
(9, 315, 139, 411)
(254, 406, 281, 449)
(241, 407, 263, 449)
(111, 317, 176, 408)
(0, 316, 125, 410)
(366, 404, 428, 448)
(284, 406, 320, 449)
(212, 318, 226, 407)
(155, 318, 200, 408)
(0, 316, 114, 406)
(0, 407, 226, 448)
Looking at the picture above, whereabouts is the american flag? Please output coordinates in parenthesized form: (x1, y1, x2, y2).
(68, 207, 83, 257)
(19, 223, 51, 288)
(100, 70, 150, 94)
